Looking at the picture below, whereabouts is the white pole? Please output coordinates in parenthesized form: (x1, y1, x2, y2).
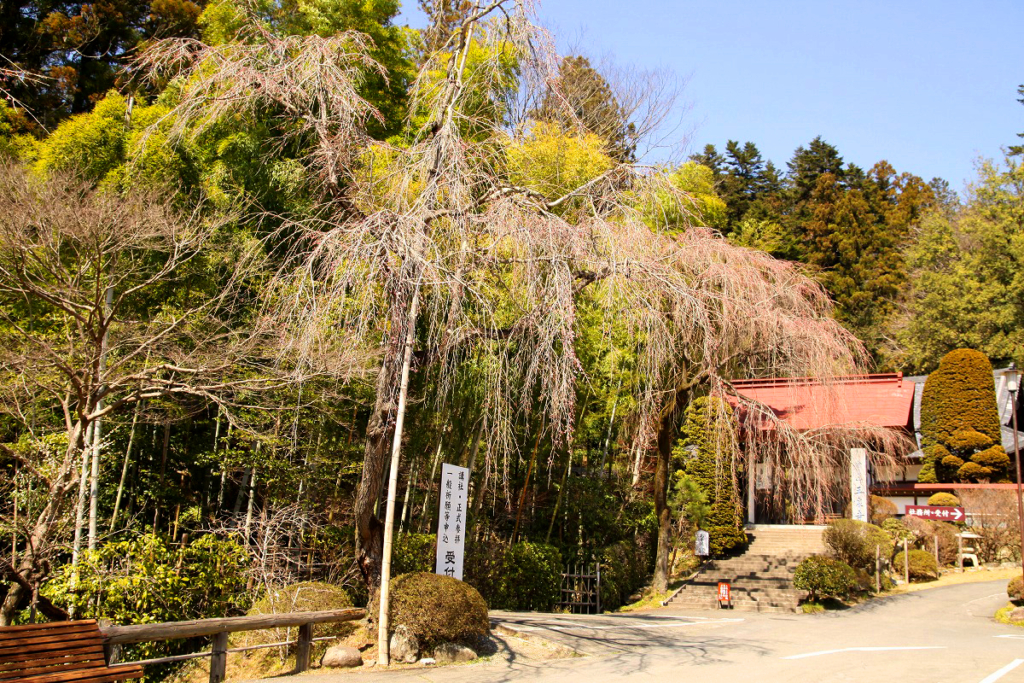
(378, 282, 421, 667)
(747, 459, 756, 525)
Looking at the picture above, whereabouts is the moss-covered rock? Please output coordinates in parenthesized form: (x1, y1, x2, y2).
(370, 573, 488, 648)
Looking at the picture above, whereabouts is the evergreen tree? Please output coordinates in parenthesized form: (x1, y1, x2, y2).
(676, 398, 746, 556)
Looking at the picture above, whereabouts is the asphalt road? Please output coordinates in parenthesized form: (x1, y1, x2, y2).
(290, 580, 1024, 683)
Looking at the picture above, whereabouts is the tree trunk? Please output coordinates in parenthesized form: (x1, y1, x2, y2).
(109, 401, 141, 532)
(417, 441, 444, 533)
(355, 286, 416, 591)
(653, 388, 688, 593)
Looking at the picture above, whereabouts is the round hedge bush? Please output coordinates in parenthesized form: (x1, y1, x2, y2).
(239, 581, 353, 647)
(1009, 576, 1023, 603)
(371, 572, 488, 648)
(824, 519, 893, 570)
(793, 555, 856, 601)
(892, 549, 939, 581)
(927, 492, 960, 507)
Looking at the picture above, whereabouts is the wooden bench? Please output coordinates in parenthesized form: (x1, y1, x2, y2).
(0, 620, 143, 683)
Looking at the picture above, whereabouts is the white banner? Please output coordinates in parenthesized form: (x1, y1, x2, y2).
(850, 448, 868, 523)
(435, 463, 469, 580)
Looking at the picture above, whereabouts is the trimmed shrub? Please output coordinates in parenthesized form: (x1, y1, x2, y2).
(824, 519, 893, 570)
(892, 548, 939, 581)
(678, 398, 747, 556)
(881, 518, 913, 543)
(1009, 576, 1023, 602)
(370, 572, 488, 648)
(239, 582, 353, 648)
(793, 556, 856, 601)
(927, 492, 960, 507)
(920, 349, 1007, 483)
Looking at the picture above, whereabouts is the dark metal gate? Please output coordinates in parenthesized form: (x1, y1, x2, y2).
(558, 562, 601, 614)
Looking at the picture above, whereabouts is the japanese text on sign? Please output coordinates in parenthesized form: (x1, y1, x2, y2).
(906, 505, 964, 522)
(435, 463, 469, 581)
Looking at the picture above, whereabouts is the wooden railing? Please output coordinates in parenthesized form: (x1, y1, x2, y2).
(100, 608, 366, 683)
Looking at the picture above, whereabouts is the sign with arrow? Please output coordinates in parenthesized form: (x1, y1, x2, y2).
(906, 505, 964, 522)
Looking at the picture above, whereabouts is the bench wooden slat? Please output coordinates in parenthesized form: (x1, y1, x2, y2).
(0, 646, 105, 667)
(15, 665, 143, 683)
(0, 638, 104, 659)
(0, 621, 97, 633)
(0, 625, 98, 641)
(0, 658, 107, 680)
(0, 620, 141, 683)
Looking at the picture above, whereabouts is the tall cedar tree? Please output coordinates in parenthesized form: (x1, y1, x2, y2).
(677, 398, 746, 556)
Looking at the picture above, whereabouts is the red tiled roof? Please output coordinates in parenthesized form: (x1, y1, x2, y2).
(729, 373, 916, 431)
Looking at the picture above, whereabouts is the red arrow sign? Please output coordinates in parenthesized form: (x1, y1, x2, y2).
(906, 505, 964, 521)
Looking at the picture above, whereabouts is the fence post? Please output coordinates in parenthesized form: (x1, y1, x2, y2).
(903, 538, 909, 585)
(209, 632, 228, 683)
(958, 534, 963, 572)
(874, 545, 880, 593)
(933, 534, 939, 570)
(295, 622, 313, 672)
(596, 562, 601, 614)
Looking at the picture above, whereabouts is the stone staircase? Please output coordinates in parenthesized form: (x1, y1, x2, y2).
(665, 525, 827, 613)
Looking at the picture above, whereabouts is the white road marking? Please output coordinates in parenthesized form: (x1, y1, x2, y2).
(995, 634, 1024, 640)
(978, 659, 1024, 683)
(507, 619, 743, 632)
(783, 646, 945, 660)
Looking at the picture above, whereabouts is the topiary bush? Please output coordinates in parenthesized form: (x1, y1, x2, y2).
(1009, 576, 1023, 603)
(920, 349, 1008, 483)
(824, 519, 893, 570)
(927, 492, 961, 507)
(793, 555, 856, 601)
(370, 572, 489, 648)
(678, 397, 747, 556)
(892, 548, 939, 581)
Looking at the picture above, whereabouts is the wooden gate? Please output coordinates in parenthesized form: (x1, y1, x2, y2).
(558, 562, 601, 614)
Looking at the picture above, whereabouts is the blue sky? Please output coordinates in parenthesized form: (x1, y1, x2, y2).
(401, 1, 1023, 192)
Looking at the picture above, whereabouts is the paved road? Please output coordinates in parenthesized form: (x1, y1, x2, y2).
(291, 580, 1024, 683)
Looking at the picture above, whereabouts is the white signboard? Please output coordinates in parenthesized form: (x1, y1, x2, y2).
(850, 448, 868, 523)
(695, 530, 710, 557)
(435, 463, 469, 581)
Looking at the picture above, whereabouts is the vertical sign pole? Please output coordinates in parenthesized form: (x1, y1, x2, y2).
(903, 538, 910, 585)
(850, 448, 868, 523)
(875, 545, 880, 593)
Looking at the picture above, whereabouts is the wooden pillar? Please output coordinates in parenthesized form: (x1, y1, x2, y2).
(296, 623, 313, 672)
(209, 632, 228, 683)
(747, 460, 756, 525)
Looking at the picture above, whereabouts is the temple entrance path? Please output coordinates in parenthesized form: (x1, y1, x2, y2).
(252, 580, 1022, 683)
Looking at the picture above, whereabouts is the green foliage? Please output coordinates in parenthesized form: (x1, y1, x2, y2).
(903, 517, 960, 566)
(669, 471, 710, 531)
(506, 120, 615, 203)
(598, 540, 653, 611)
(881, 518, 913, 543)
(928, 492, 961, 507)
(668, 162, 728, 230)
(371, 572, 488, 647)
(1009, 576, 1023, 602)
(892, 548, 939, 581)
(678, 397, 746, 556)
(793, 555, 856, 601)
(393, 533, 436, 575)
(823, 519, 893, 570)
(484, 542, 562, 612)
(43, 534, 249, 664)
(920, 348, 1008, 483)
